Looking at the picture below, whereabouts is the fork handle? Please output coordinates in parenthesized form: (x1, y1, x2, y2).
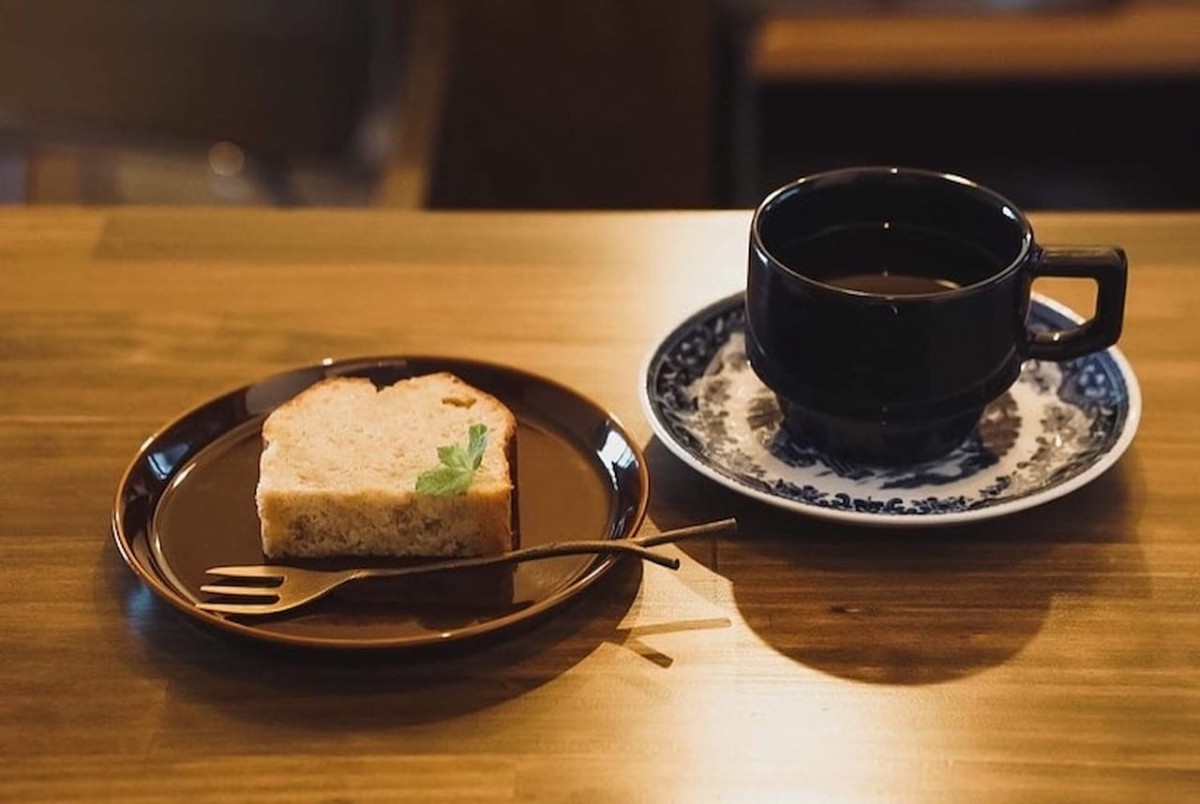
(350, 518, 738, 580)
(631, 518, 737, 548)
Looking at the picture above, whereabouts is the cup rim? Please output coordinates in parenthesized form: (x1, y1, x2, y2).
(750, 166, 1034, 300)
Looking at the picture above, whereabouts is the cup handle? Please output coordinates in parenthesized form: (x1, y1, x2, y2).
(1024, 245, 1127, 360)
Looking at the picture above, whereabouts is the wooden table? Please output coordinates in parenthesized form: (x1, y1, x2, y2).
(750, 1, 1200, 82)
(2, 207, 1196, 802)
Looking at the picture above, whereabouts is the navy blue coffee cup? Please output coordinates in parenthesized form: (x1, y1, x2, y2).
(745, 167, 1127, 464)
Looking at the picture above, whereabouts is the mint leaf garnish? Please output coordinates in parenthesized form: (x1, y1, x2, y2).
(415, 424, 488, 496)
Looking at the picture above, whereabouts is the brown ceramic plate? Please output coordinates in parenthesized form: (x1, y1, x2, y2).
(112, 356, 649, 651)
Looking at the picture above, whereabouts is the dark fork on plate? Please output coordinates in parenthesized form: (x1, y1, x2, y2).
(197, 518, 737, 617)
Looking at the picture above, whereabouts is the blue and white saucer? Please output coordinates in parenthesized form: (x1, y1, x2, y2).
(639, 292, 1140, 527)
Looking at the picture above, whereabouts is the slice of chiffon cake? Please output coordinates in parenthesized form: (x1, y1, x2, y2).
(255, 373, 516, 560)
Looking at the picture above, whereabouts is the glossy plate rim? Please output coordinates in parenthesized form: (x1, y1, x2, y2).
(639, 292, 1141, 528)
(112, 355, 650, 651)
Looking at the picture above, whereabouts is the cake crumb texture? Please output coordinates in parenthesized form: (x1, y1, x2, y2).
(256, 372, 516, 559)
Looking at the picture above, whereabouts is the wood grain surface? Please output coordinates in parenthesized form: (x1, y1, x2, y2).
(1, 207, 1197, 802)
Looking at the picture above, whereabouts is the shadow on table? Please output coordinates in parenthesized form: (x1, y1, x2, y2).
(98, 541, 656, 730)
(645, 437, 1148, 686)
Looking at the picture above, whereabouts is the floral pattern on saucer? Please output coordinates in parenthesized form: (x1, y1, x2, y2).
(640, 293, 1140, 526)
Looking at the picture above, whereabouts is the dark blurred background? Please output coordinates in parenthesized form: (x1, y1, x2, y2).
(2, 0, 1197, 210)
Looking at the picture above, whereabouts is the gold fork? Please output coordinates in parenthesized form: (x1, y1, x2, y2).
(197, 518, 736, 617)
